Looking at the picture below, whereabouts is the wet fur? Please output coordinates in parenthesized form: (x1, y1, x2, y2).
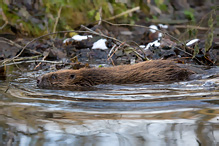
(37, 60, 194, 90)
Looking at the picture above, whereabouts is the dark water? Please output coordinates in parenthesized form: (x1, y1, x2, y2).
(0, 67, 219, 146)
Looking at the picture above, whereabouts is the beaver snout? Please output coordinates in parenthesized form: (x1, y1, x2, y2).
(37, 76, 42, 87)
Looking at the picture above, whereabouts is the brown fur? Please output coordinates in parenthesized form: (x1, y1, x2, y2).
(37, 60, 194, 90)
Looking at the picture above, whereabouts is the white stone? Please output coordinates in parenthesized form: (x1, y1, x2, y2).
(63, 38, 71, 44)
(92, 39, 108, 50)
(72, 35, 93, 41)
(149, 25, 158, 33)
(158, 33, 163, 39)
(158, 24, 168, 29)
(139, 45, 146, 48)
(145, 40, 160, 50)
(186, 39, 199, 46)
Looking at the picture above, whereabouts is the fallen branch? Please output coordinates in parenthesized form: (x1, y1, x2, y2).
(175, 46, 203, 65)
(101, 19, 182, 44)
(1, 30, 91, 65)
(0, 55, 42, 64)
(175, 25, 209, 30)
(127, 40, 148, 60)
(0, 37, 22, 48)
(0, 60, 72, 68)
(148, 19, 188, 24)
(81, 25, 146, 60)
(102, 20, 204, 64)
(81, 25, 124, 44)
(34, 52, 49, 70)
(107, 42, 125, 61)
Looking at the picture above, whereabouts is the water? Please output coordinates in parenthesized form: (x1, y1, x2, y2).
(0, 66, 218, 146)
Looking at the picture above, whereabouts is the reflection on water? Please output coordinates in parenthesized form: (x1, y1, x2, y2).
(0, 68, 219, 146)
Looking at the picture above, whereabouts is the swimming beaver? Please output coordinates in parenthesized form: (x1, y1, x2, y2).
(37, 60, 194, 90)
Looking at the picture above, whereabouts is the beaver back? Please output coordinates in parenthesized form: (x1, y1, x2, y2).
(37, 60, 194, 90)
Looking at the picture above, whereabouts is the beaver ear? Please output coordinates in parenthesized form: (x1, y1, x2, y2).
(70, 74, 75, 79)
(51, 74, 57, 80)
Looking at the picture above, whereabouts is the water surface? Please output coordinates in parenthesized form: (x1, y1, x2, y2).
(0, 66, 219, 146)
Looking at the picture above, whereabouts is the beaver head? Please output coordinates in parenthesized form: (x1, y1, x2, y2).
(37, 69, 95, 90)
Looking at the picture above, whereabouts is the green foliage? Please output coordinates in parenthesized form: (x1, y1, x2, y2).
(152, 15, 158, 20)
(205, 13, 214, 54)
(188, 26, 197, 39)
(188, 27, 199, 58)
(192, 43, 199, 59)
(42, 0, 133, 31)
(1, 0, 135, 36)
(155, 0, 168, 12)
(184, 9, 195, 22)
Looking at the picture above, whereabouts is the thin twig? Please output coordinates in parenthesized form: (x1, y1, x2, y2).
(0, 8, 8, 29)
(175, 25, 209, 30)
(102, 20, 203, 63)
(53, 6, 62, 33)
(0, 22, 7, 29)
(0, 55, 42, 64)
(0, 37, 22, 48)
(106, 6, 140, 21)
(81, 25, 145, 60)
(0, 60, 72, 68)
(178, 10, 214, 41)
(175, 46, 203, 65)
(148, 19, 188, 24)
(102, 20, 182, 43)
(98, 7, 102, 25)
(127, 40, 148, 60)
(1, 30, 91, 65)
(108, 44, 117, 57)
(34, 51, 49, 70)
(81, 25, 124, 44)
(107, 42, 125, 61)
(109, 57, 115, 66)
(12, 59, 23, 72)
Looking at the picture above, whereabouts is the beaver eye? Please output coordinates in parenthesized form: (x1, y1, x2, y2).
(51, 74, 57, 80)
(70, 74, 75, 79)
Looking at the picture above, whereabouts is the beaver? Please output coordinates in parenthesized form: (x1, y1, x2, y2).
(37, 60, 195, 90)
